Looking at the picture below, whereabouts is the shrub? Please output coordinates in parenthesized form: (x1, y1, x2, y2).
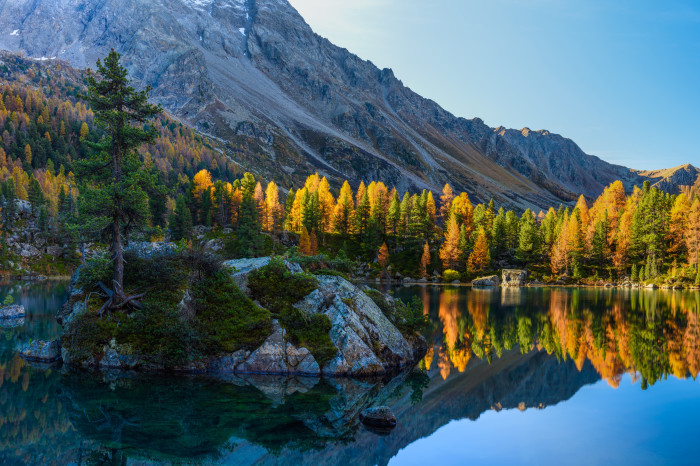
(443, 269, 461, 282)
(2, 295, 13, 306)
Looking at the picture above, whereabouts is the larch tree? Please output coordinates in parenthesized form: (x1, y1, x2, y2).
(687, 198, 700, 270)
(377, 242, 389, 269)
(420, 241, 431, 278)
(468, 227, 490, 273)
(439, 212, 461, 270)
(78, 49, 161, 310)
(439, 183, 454, 224)
(299, 226, 311, 256)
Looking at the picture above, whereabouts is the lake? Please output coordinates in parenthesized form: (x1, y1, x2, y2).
(2, 281, 700, 465)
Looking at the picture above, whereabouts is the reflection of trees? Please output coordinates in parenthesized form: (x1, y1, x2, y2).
(419, 287, 700, 389)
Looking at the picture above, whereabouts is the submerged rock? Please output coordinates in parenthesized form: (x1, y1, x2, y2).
(502, 269, 527, 287)
(472, 275, 500, 287)
(359, 406, 397, 428)
(0, 304, 24, 319)
(19, 339, 61, 363)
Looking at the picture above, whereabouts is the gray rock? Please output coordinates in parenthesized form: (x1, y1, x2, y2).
(472, 275, 500, 287)
(237, 320, 288, 374)
(19, 339, 61, 363)
(359, 406, 397, 428)
(0, 304, 25, 319)
(502, 269, 527, 287)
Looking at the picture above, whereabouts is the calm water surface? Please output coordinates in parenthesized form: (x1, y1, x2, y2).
(2, 282, 700, 465)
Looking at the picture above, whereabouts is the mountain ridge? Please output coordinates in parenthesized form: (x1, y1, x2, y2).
(0, 0, 687, 208)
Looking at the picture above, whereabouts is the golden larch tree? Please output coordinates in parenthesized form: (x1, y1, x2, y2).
(468, 227, 490, 273)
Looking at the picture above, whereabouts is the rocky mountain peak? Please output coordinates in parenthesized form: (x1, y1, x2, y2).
(0, 0, 688, 208)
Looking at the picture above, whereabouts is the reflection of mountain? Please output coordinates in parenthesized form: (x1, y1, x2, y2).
(227, 349, 599, 466)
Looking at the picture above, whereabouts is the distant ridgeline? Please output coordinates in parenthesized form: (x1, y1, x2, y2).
(0, 53, 699, 284)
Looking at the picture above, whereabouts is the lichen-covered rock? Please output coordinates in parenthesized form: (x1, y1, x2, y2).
(98, 341, 140, 369)
(0, 304, 24, 319)
(19, 339, 61, 363)
(472, 275, 500, 287)
(296, 275, 421, 376)
(502, 269, 527, 287)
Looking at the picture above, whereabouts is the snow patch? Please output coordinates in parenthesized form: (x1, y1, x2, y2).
(10, 29, 19, 36)
(239, 27, 245, 35)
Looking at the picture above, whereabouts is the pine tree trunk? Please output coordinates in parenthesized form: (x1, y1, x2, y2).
(112, 216, 126, 305)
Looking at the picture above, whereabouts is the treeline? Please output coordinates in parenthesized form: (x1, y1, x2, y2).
(175, 169, 700, 283)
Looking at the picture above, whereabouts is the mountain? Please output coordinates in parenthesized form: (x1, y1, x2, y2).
(0, 0, 668, 209)
(636, 163, 700, 198)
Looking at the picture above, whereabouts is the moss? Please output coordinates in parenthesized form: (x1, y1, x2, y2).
(248, 258, 336, 366)
(190, 270, 271, 353)
(65, 251, 271, 368)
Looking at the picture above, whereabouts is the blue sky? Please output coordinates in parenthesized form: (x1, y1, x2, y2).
(288, 0, 700, 171)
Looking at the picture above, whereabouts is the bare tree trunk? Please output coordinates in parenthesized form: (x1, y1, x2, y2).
(112, 216, 125, 305)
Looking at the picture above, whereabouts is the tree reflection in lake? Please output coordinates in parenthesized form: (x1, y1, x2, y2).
(3, 283, 700, 465)
(392, 286, 700, 389)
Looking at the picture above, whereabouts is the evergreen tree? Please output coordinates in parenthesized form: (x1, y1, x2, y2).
(631, 264, 638, 282)
(27, 176, 44, 214)
(236, 188, 263, 257)
(517, 209, 539, 263)
(77, 49, 161, 308)
(355, 189, 371, 235)
(387, 191, 401, 236)
(169, 194, 193, 241)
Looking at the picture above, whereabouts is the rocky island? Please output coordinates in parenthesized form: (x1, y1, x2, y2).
(49, 246, 427, 377)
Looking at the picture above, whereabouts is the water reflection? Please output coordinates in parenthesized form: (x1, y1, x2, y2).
(393, 286, 700, 390)
(2, 283, 700, 464)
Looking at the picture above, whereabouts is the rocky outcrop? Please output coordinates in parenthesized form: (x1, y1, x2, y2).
(472, 275, 500, 287)
(502, 269, 527, 287)
(295, 276, 420, 376)
(19, 339, 61, 363)
(0, 304, 24, 319)
(58, 255, 425, 377)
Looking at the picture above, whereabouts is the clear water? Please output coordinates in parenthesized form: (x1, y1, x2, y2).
(2, 282, 700, 465)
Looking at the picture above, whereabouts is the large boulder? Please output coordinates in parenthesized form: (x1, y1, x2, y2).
(0, 304, 25, 319)
(472, 275, 500, 287)
(502, 269, 527, 287)
(19, 339, 61, 363)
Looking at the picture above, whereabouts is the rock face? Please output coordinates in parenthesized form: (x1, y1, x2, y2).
(0, 304, 25, 319)
(472, 275, 500, 287)
(296, 276, 419, 376)
(0, 0, 657, 210)
(502, 269, 527, 287)
(19, 339, 61, 363)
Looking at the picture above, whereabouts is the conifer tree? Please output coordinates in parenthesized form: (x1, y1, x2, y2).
(468, 227, 490, 273)
(439, 213, 461, 270)
(631, 263, 638, 282)
(299, 226, 311, 256)
(309, 229, 319, 256)
(77, 49, 161, 308)
(169, 194, 193, 241)
(377, 242, 389, 269)
(420, 242, 430, 278)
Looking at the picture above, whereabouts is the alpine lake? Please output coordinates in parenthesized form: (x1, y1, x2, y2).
(2, 280, 700, 465)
